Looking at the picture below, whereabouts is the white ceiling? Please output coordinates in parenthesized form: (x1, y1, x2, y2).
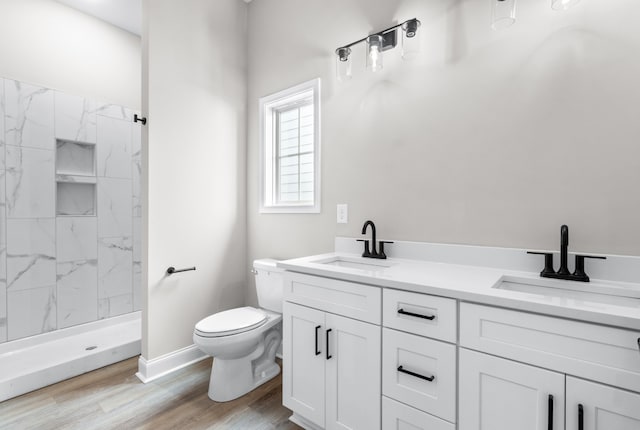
(55, 0, 142, 36)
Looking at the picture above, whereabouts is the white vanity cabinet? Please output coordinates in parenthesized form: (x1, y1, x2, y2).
(566, 377, 640, 430)
(459, 349, 565, 430)
(460, 351, 640, 430)
(281, 262, 640, 430)
(382, 397, 454, 430)
(282, 273, 381, 430)
(381, 289, 458, 429)
(459, 302, 640, 430)
(282, 302, 326, 427)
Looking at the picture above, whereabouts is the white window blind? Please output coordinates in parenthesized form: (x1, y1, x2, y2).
(276, 103, 314, 204)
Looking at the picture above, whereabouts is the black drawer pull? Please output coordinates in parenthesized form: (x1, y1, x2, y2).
(397, 365, 435, 382)
(314, 325, 321, 356)
(326, 329, 332, 360)
(398, 308, 435, 320)
(548, 395, 554, 430)
(578, 404, 584, 430)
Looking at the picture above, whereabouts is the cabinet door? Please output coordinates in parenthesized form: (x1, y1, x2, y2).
(459, 349, 564, 430)
(566, 376, 640, 430)
(325, 312, 381, 430)
(282, 302, 326, 428)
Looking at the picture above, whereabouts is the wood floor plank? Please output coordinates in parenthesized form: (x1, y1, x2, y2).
(0, 357, 301, 430)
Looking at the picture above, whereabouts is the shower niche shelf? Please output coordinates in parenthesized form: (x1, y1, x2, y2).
(56, 182, 96, 216)
(56, 139, 97, 216)
(56, 140, 96, 176)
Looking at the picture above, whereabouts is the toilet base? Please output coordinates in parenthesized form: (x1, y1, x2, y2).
(208, 358, 280, 402)
(207, 328, 282, 402)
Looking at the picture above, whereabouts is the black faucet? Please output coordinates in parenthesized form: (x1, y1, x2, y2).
(558, 225, 570, 276)
(358, 220, 393, 259)
(528, 225, 606, 282)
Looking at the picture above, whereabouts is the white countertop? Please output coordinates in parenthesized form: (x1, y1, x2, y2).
(278, 252, 640, 331)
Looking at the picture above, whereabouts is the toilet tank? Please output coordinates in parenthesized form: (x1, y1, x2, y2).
(253, 259, 284, 313)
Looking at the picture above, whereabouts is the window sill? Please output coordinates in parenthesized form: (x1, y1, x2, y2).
(259, 204, 320, 214)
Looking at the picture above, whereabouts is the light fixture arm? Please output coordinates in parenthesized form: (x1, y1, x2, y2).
(335, 18, 420, 55)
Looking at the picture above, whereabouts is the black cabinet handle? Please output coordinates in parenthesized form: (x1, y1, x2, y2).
(314, 325, 321, 356)
(637, 337, 640, 352)
(548, 395, 554, 430)
(397, 308, 435, 320)
(397, 365, 435, 382)
(326, 329, 332, 360)
(578, 404, 584, 430)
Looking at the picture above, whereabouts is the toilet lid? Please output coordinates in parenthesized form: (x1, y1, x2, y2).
(195, 306, 267, 337)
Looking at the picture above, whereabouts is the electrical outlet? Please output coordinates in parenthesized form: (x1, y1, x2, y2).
(337, 204, 348, 224)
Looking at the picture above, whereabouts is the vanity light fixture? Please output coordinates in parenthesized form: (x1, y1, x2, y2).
(401, 18, 422, 60)
(492, 0, 582, 31)
(491, 0, 517, 30)
(336, 47, 353, 81)
(335, 18, 421, 81)
(366, 34, 384, 72)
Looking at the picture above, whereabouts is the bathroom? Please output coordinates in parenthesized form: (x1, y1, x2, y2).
(1, 0, 639, 429)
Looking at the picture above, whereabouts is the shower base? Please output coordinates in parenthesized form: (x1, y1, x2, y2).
(0, 312, 141, 402)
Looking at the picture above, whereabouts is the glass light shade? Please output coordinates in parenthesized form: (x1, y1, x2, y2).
(402, 19, 421, 60)
(551, 0, 581, 10)
(491, 0, 516, 30)
(335, 47, 352, 81)
(366, 34, 384, 72)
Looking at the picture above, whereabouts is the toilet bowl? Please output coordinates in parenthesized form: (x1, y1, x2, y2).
(193, 259, 283, 402)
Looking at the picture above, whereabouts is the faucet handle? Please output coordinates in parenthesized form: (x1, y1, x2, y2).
(378, 241, 394, 259)
(527, 251, 555, 277)
(573, 254, 607, 282)
(357, 239, 371, 258)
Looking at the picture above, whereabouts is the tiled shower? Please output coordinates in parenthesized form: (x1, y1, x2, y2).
(0, 78, 141, 344)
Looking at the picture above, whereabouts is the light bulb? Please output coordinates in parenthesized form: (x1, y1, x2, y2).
(366, 34, 384, 72)
(370, 46, 380, 71)
(402, 19, 421, 60)
(491, 0, 516, 30)
(335, 47, 352, 81)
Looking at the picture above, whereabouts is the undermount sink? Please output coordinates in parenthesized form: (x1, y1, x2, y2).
(311, 256, 392, 272)
(493, 275, 640, 308)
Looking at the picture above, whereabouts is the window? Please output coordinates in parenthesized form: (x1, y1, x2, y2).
(259, 79, 321, 213)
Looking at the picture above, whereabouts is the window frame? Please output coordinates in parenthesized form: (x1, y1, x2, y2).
(259, 78, 321, 214)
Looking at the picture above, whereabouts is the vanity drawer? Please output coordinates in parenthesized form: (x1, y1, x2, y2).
(283, 272, 381, 324)
(382, 328, 457, 422)
(383, 289, 457, 343)
(460, 303, 640, 393)
(382, 396, 455, 430)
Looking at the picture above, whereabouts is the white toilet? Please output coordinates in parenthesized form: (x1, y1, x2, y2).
(193, 259, 284, 402)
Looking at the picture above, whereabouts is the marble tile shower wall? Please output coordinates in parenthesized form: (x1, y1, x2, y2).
(0, 78, 142, 343)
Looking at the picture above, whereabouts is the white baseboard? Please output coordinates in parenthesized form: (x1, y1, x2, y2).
(136, 344, 208, 383)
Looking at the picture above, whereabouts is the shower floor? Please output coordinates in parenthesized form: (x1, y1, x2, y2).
(0, 312, 141, 402)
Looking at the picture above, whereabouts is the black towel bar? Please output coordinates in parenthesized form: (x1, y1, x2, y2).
(166, 266, 196, 275)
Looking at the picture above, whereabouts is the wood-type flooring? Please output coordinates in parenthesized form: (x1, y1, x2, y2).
(0, 357, 301, 430)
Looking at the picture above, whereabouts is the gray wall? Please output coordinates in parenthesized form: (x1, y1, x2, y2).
(142, 0, 247, 359)
(246, 0, 640, 303)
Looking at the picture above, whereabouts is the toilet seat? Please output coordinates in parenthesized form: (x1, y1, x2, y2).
(195, 306, 267, 338)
